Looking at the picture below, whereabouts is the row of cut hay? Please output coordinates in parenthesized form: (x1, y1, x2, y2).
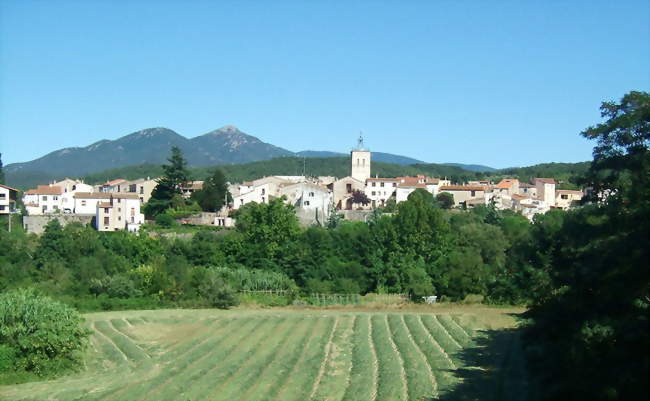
(387, 314, 437, 400)
(161, 317, 286, 401)
(371, 315, 408, 401)
(313, 315, 356, 401)
(437, 314, 474, 347)
(101, 317, 253, 401)
(203, 317, 304, 400)
(342, 315, 376, 401)
(403, 314, 458, 388)
(274, 316, 336, 401)
(136, 317, 270, 401)
(237, 317, 322, 400)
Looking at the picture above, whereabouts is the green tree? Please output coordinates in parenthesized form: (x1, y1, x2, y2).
(191, 168, 231, 212)
(525, 91, 649, 401)
(435, 192, 454, 209)
(144, 146, 191, 217)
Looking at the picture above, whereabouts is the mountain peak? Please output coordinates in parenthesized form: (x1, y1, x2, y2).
(213, 125, 241, 135)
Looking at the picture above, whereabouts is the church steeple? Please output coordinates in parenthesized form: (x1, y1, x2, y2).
(350, 132, 371, 182)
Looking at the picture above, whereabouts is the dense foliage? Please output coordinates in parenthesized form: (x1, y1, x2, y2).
(0, 288, 90, 377)
(523, 91, 649, 400)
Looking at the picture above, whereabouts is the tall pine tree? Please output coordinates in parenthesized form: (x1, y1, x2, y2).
(144, 146, 191, 217)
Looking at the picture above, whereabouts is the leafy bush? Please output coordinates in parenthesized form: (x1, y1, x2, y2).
(0, 288, 90, 375)
(198, 274, 239, 309)
(155, 213, 176, 228)
(0, 344, 16, 372)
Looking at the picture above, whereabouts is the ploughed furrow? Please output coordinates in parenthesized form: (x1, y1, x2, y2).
(274, 316, 336, 401)
(308, 316, 340, 400)
(205, 317, 305, 401)
(164, 317, 285, 401)
(137, 317, 268, 401)
(389, 314, 437, 399)
(125, 317, 145, 326)
(437, 314, 473, 347)
(342, 315, 376, 401)
(94, 321, 151, 364)
(106, 320, 151, 360)
(108, 317, 254, 401)
(238, 316, 316, 400)
(372, 315, 408, 401)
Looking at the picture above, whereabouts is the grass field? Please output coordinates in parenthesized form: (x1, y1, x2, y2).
(0, 307, 528, 401)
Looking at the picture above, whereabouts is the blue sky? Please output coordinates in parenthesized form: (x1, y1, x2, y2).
(1, 1, 648, 168)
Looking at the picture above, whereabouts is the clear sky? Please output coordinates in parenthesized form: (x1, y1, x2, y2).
(1, 1, 648, 168)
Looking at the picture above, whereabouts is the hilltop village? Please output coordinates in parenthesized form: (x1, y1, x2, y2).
(1, 137, 584, 234)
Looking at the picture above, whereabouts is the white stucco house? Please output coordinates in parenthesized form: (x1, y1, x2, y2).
(95, 193, 144, 231)
(23, 185, 64, 215)
(0, 184, 19, 215)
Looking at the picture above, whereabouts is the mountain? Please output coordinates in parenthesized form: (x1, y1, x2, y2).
(442, 163, 497, 172)
(296, 150, 424, 165)
(5, 126, 293, 179)
(191, 125, 293, 164)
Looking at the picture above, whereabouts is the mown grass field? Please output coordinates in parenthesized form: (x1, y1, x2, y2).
(0, 307, 527, 401)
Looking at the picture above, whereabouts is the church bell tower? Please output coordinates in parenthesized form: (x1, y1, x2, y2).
(351, 133, 371, 182)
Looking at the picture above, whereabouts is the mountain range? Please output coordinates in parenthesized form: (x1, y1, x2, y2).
(4, 125, 495, 187)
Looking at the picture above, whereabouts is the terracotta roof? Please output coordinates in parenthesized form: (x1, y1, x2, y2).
(398, 183, 426, 189)
(104, 179, 126, 186)
(535, 178, 556, 184)
(496, 178, 519, 189)
(25, 185, 63, 195)
(512, 194, 530, 201)
(367, 177, 399, 182)
(74, 192, 140, 200)
(519, 183, 535, 188)
(425, 178, 441, 184)
(0, 184, 19, 192)
(98, 202, 112, 208)
(439, 185, 486, 191)
(556, 190, 584, 195)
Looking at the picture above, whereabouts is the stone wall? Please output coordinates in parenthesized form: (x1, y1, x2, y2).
(23, 214, 95, 234)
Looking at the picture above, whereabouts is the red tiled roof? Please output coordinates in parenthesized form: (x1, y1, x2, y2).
(104, 179, 126, 186)
(512, 194, 530, 201)
(556, 190, 583, 195)
(398, 183, 427, 188)
(25, 185, 63, 195)
(74, 192, 139, 200)
(495, 178, 519, 189)
(367, 177, 399, 182)
(439, 185, 486, 191)
(0, 184, 19, 192)
(535, 178, 556, 184)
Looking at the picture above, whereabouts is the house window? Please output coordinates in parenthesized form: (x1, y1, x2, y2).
(140, 197, 144, 203)
(0, 193, 5, 199)
(118, 216, 121, 221)
(81, 200, 86, 206)
(304, 201, 310, 206)
(104, 217, 109, 225)
(309, 192, 314, 197)
(240, 199, 244, 205)
(372, 182, 376, 187)
(261, 188, 266, 195)
(393, 183, 396, 187)
(140, 187, 144, 194)
(53, 205, 59, 210)
(42, 196, 47, 201)
(261, 196, 265, 203)
(471, 191, 476, 197)
(372, 191, 376, 196)
(561, 194, 568, 199)
(118, 208, 121, 212)
(131, 208, 135, 216)
(346, 184, 352, 193)
(104, 208, 109, 213)
(53, 196, 58, 200)
(0, 206, 5, 211)
(380, 182, 384, 187)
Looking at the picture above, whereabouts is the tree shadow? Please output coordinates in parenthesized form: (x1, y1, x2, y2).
(435, 322, 532, 401)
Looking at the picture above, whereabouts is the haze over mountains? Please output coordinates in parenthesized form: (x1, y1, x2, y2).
(5, 126, 496, 180)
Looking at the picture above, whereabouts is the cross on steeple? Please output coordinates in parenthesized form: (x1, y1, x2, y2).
(356, 132, 365, 150)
